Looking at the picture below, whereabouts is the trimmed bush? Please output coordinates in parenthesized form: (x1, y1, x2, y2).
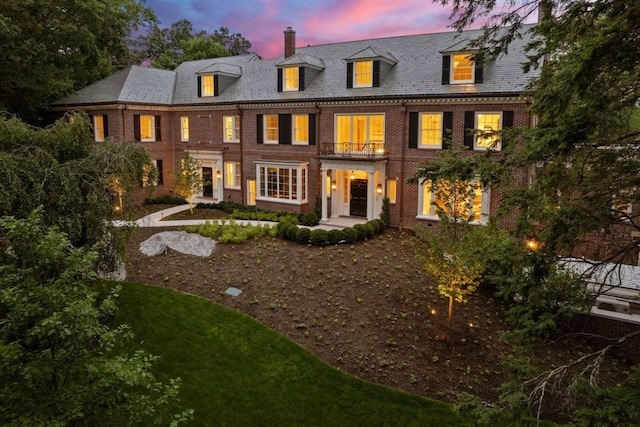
(299, 211, 319, 227)
(309, 229, 328, 246)
(327, 229, 344, 245)
(342, 227, 358, 244)
(362, 222, 375, 239)
(353, 224, 367, 241)
(369, 219, 385, 235)
(277, 223, 292, 238)
(380, 197, 391, 227)
(285, 225, 300, 241)
(296, 227, 311, 243)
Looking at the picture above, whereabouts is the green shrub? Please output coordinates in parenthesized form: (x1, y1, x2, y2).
(276, 223, 291, 238)
(310, 229, 328, 246)
(144, 195, 187, 205)
(327, 229, 344, 245)
(380, 197, 391, 227)
(342, 227, 358, 244)
(353, 224, 367, 241)
(299, 211, 319, 226)
(296, 227, 311, 243)
(286, 225, 300, 241)
(368, 219, 385, 235)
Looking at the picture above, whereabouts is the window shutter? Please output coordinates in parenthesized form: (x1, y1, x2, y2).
(154, 115, 161, 141)
(214, 75, 219, 96)
(156, 159, 163, 185)
(279, 114, 291, 145)
(408, 112, 418, 149)
(103, 114, 109, 138)
(277, 68, 283, 92)
(133, 115, 141, 141)
(299, 67, 305, 91)
(372, 60, 380, 87)
(197, 76, 202, 97)
(463, 111, 475, 149)
(502, 111, 514, 128)
(441, 55, 450, 85)
(442, 111, 453, 149)
(346, 62, 353, 88)
(257, 114, 263, 144)
(474, 58, 484, 84)
(89, 115, 95, 140)
(308, 113, 316, 145)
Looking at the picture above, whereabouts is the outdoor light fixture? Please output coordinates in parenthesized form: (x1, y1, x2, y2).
(376, 183, 383, 194)
(331, 180, 337, 190)
(215, 170, 221, 179)
(350, 171, 355, 180)
(525, 238, 543, 252)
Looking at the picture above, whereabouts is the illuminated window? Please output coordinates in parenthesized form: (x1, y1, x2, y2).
(139, 115, 155, 142)
(180, 116, 189, 142)
(93, 115, 106, 142)
(284, 66, 299, 91)
(201, 75, 214, 96)
(223, 115, 240, 142)
(387, 178, 397, 204)
(475, 113, 502, 150)
(142, 159, 163, 187)
(264, 115, 279, 144)
(452, 54, 474, 83)
(354, 60, 373, 87)
(293, 114, 309, 145)
(224, 162, 241, 188)
(419, 113, 443, 148)
(247, 179, 256, 205)
(335, 114, 385, 155)
(256, 162, 308, 204)
(418, 179, 488, 224)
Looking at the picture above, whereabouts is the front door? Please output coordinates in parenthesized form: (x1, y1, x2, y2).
(350, 179, 367, 217)
(202, 167, 213, 197)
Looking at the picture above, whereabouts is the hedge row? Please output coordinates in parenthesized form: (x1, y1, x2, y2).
(276, 219, 386, 246)
(196, 201, 319, 226)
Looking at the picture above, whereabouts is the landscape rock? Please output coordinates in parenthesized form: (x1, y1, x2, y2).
(139, 231, 215, 257)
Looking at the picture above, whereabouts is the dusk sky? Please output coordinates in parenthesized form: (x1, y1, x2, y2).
(143, 0, 467, 59)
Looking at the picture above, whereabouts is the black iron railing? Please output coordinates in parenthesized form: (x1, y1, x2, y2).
(320, 141, 387, 158)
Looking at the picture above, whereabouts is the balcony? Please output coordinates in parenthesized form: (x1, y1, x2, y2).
(319, 141, 388, 159)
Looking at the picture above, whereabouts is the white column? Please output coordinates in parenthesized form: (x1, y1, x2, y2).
(320, 167, 328, 221)
(367, 171, 374, 220)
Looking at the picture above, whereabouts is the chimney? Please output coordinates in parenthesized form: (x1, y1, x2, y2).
(284, 27, 296, 59)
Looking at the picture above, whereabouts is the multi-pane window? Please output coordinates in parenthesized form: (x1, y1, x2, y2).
(180, 116, 189, 142)
(387, 178, 397, 204)
(475, 113, 502, 150)
(293, 114, 309, 145)
(139, 115, 155, 142)
(201, 75, 215, 96)
(247, 179, 256, 206)
(419, 179, 488, 224)
(93, 115, 106, 142)
(335, 114, 384, 155)
(419, 113, 443, 148)
(224, 162, 241, 188)
(354, 60, 373, 87)
(284, 66, 299, 91)
(452, 54, 474, 83)
(264, 115, 279, 144)
(223, 115, 240, 142)
(257, 163, 307, 203)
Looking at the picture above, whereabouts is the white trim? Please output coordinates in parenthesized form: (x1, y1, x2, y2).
(418, 112, 443, 149)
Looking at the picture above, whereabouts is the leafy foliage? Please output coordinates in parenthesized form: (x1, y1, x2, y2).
(0, 210, 192, 426)
(173, 151, 202, 214)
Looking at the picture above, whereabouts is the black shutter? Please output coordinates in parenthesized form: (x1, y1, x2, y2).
(279, 114, 291, 145)
(89, 115, 95, 140)
(463, 111, 475, 150)
(502, 111, 514, 128)
(133, 114, 140, 141)
(103, 114, 109, 138)
(408, 112, 418, 149)
(299, 67, 305, 91)
(154, 115, 161, 141)
(156, 159, 163, 185)
(277, 68, 283, 92)
(308, 113, 316, 145)
(372, 60, 380, 87)
(214, 75, 219, 96)
(474, 58, 483, 84)
(441, 55, 450, 85)
(197, 76, 202, 97)
(257, 114, 263, 144)
(346, 62, 353, 88)
(442, 112, 453, 149)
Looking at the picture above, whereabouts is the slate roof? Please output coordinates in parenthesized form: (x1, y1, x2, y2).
(54, 25, 539, 107)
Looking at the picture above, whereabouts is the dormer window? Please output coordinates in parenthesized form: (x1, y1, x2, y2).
(283, 66, 299, 91)
(197, 74, 218, 97)
(441, 52, 483, 85)
(354, 60, 373, 87)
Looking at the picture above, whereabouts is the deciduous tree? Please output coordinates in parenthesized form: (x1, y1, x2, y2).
(173, 151, 203, 214)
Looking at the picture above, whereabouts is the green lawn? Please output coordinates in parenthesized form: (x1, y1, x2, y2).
(110, 281, 479, 426)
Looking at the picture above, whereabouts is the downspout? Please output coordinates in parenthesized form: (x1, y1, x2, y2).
(238, 105, 244, 204)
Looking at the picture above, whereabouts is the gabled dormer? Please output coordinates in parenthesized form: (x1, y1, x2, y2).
(196, 63, 242, 97)
(440, 40, 484, 85)
(345, 46, 397, 89)
(276, 53, 325, 92)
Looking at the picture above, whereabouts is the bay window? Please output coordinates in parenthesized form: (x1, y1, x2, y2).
(256, 162, 308, 204)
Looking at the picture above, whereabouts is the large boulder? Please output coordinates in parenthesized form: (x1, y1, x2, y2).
(139, 231, 215, 257)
